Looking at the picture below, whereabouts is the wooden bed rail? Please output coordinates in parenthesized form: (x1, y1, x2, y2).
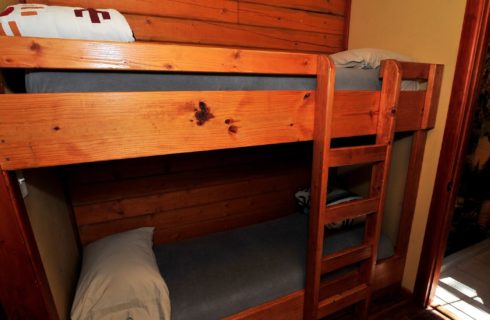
(0, 36, 318, 75)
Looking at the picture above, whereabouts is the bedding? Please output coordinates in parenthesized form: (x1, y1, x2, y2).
(24, 67, 382, 93)
(331, 48, 422, 91)
(295, 188, 365, 229)
(154, 213, 394, 320)
(0, 4, 134, 42)
(71, 227, 170, 320)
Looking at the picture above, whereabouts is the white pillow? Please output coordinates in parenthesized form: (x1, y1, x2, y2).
(71, 227, 171, 320)
(331, 48, 421, 91)
(330, 48, 414, 69)
(0, 4, 134, 42)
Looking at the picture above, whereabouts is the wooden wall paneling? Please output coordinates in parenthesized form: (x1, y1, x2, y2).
(240, 0, 347, 16)
(126, 15, 343, 53)
(26, 0, 239, 23)
(237, 2, 344, 34)
(414, 0, 490, 306)
(79, 186, 300, 245)
(73, 166, 308, 226)
(0, 170, 58, 320)
(65, 143, 312, 186)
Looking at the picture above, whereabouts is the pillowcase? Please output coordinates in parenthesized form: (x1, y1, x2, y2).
(0, 4, 134, 42)
(295, 187, 364, 230)
(330, 48, 422, 91)
(330, 48, 414, 69)
(71, 227, 171, 320)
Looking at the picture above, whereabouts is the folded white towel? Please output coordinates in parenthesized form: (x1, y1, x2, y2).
(0, 4, 134, 42)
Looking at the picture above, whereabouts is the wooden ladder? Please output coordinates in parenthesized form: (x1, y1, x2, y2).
(304, 57, 402, 320)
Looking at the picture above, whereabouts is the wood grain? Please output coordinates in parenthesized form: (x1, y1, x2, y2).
(0, 90, 315, 169)
(324, 197, 379, 224)
(0, 36, 318, 74)
(241, 0, 347, 15)
(304, 55, 335, 320)
(238, 2, 344, 34)
(27, 0, 239, 23)
(127, 15, 343, 53)
(329, 145, 387, 167)
(321, 244, 372, 274)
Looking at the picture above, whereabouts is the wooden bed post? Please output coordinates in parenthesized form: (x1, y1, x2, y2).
(303, 55, 336, 320)
(0, 170, 58, 319)
(0, 73, 58, 319)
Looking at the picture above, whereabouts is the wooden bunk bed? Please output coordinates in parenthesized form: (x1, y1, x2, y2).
(0, 35, 442, 320)
(0, 1, 443, 319)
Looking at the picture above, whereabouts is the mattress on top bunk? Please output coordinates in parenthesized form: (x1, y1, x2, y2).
(24, 67, 382, 93)
(154, 213, 394, 320)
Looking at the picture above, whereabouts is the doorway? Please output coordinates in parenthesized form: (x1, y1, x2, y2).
(414, 0, 490, 318)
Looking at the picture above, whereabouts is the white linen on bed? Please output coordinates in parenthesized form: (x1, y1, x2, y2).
(330, 48, 422, 91)
(0, 4, 134, 42)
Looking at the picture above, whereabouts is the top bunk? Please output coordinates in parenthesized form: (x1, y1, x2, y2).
(0, 36, 442, 171)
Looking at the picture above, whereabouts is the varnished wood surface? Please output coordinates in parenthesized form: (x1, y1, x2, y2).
(324, 197, 379, 224)
(0, 170, 59, 320)
(26, 0, 349, 53)
(67, 145, 311, 245)
(0, 36, 318, 73)
(0, 89, 429, 170)
(321, 244, 372, 274)
(304, 55, 336, 320)
(329, 145, 387, 167)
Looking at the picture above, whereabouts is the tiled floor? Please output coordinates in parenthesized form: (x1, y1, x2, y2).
(432, 238, 490, 319)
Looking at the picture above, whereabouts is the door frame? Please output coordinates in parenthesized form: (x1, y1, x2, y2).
(414, 0, 490, 306)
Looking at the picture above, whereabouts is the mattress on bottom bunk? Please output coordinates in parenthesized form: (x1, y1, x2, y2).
(154, 213, 394, 320)
(24, 67, 382, 93)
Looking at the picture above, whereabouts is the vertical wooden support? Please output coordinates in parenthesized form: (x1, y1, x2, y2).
(0, 170, 58, 319)
(303, 55, 336, 320)
(0, 74, 58, 320)
(359, 60, 401, 317)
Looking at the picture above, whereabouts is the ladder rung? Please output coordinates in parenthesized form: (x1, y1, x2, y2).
(317, 284, 369, 319)
(329, 144, 387, 167)
(324, 197, 379, 224)
(321, 244, 372, 274)
(319, 270, 361, 301)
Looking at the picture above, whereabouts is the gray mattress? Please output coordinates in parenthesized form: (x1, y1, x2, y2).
(25, 67, 382, 93)
(154, 213, 394, 320)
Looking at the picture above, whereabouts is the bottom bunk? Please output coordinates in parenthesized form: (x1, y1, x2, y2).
(17, 141, 415, 320)
(154, 213, 394, 320)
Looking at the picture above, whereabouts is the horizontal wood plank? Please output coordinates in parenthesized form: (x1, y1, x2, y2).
(241, 0, 347, 15)
(331, 91, 380, 137)
(399, 62, 431, 80)
(317, 284, 369, 318)
(0, 36, 318, 74)
(79, 188, 297, 244)
(74, 167, 307, 225)
(26, 0, 239, 23)
(0, 90, 316, 170)
(396, 91, 426, 132)
(321, 244, 372, 274)
(329, 145, 387, 167)
(324, 197, 379, 224)
(0, 89, 429, 170)
(126, 15, 343, 53)
(238, 2, 344, 34)
(225, 290, 304, 320)
(319, 270, 361, 301)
